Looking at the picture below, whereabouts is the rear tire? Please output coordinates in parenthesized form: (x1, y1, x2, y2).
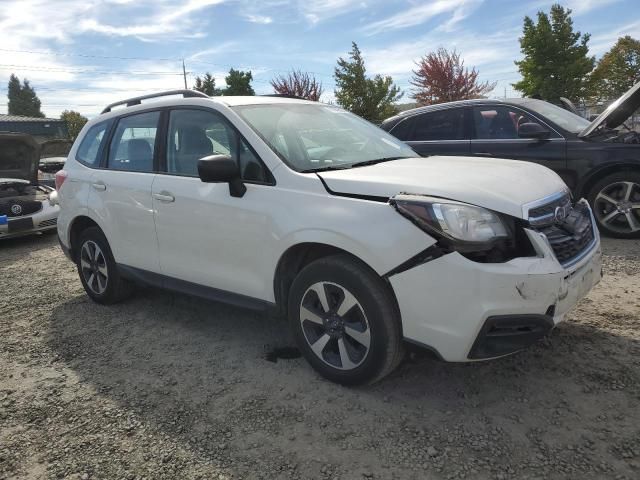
(288, 254, 404, 385)
(588, 172, 640, 239)
(76, 227, 133, 304)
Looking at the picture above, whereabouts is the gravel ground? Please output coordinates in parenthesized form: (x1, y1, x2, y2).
(1, 233, 639, 480)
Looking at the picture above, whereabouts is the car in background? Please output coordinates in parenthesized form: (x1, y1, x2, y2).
(38, 139, 72, 187)
(381, 82, 640, 238)
(0, 133, 60, 239)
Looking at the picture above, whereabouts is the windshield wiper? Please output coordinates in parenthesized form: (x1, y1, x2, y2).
(300, 165, 352, 173)
(349, 156, 410, 168)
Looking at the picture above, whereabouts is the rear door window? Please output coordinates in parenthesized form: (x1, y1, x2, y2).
(107, 112, 160, 172)
(408, 109, 466, 141)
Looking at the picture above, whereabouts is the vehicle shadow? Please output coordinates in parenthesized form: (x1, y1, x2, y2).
(45, 287, 640, 478)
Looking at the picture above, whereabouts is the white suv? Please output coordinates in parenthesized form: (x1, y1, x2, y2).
(56, 90, 602, 385)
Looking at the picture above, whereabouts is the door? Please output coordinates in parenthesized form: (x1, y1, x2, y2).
(470, 105, 566, 172)
(152, 108, 275, 300)
(397, 108, 470, 156)
(87, 110, 161, 272)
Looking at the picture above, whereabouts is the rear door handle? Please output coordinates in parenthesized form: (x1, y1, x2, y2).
(476, 152, 493, 156)
(153, 192, 175, 203)
(91, 182, 106, 191)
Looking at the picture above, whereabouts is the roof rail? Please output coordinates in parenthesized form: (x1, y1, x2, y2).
(101, 89, 209, 114)
(260, 94, 308, 100)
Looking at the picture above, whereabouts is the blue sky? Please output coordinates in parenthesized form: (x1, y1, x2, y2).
(0, 0, 638, 118)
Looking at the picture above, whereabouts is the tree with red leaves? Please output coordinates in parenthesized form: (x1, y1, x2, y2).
(270, 70, 323, 101)
(410, 48, 496, 106)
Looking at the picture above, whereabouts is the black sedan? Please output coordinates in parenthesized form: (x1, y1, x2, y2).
(381, 82, 640, 238)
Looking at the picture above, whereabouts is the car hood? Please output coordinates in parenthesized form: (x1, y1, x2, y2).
(317, 157, 568, 219)
(0, 133, 40, 183)
(579, 80, 640, 137)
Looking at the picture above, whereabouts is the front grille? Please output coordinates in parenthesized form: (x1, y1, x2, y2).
(0, 199, 43, 217)
(531, 202, 596, 267)
(527, 192, 571, 224)
(38, 218, 57, 228)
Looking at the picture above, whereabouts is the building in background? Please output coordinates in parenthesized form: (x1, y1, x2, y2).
(0, 114, 69, 142)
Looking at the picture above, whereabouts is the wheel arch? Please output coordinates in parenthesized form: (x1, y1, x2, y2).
(578, 162, 640, 199)
(272, 242, 401, 318)
(68, 215, 103, 261)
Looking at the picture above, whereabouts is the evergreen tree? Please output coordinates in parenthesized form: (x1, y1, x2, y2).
(193, 72, 220, 96)
(223, 69, 254, 96)
(7, 74, 45, 117)
(334, 42, 402, 122)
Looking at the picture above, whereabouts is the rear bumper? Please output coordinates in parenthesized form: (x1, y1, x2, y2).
(390, 228, 602, 362)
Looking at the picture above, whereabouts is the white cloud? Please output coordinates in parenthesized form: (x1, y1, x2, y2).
(243, 14, 273, 24)
(566, 0, 622, 15)
(302, 0, 368, 25)
(362, 0, 483, 35)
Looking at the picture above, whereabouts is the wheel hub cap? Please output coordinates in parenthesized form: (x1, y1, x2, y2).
(80, 240, 108, 295)
(594, 181, 640, 233)
(299, 282, 371, 371)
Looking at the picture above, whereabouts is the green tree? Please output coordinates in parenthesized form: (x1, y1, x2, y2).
(222, 69, 254, 96)
(193, 72, 221, 96)
(588, 36, 640, 101)
(7, 74, 45, 117)
(334, 42, 403, 122)
(513, 4, 594, 103)
(60, 110, 88, 141)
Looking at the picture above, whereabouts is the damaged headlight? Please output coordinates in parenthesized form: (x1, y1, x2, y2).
(390, 194, 508, 248)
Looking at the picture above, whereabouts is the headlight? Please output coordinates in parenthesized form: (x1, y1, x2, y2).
(390, 194, 508, 247)
(48, 190, 59, 206)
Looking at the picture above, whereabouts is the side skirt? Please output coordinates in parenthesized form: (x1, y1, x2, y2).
(117, 264, 277, 312)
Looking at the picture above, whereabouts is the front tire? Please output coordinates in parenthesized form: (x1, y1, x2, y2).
(588, 172, 640, 239)
(288, 254, 404, 385)
(76, 227, 133, 304)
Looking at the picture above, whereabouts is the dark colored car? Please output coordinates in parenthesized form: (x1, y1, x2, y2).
(381, 82, 640, 238)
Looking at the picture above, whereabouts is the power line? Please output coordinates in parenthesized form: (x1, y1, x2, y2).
(0, 47, 177, 62)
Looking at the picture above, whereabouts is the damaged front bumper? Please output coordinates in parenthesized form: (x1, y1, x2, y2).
(389, 226, 602, 362)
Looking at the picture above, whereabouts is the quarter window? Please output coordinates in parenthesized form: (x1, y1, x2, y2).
(473, 106, 540, 139)
(407, 109, 466, 141)
(76, 120, 111, 166)
(107, 112, 159, 172)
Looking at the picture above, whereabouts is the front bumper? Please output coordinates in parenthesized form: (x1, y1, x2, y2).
(390, 225, 602, 362)
(0, 203, 59, 239)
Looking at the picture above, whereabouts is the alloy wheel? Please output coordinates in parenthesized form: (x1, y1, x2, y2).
(594, 181, 640, 234)
(80, 240, 109, 295)
(299, 281, 371, 371)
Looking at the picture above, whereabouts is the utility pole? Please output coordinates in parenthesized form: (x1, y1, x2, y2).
(182, 59, 188, 89)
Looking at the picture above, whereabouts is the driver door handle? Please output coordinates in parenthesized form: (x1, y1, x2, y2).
(91, 182, 106, 191)
(153, 192, 175, 203)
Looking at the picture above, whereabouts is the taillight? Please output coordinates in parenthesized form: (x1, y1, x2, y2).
(55, 170, 68, 190)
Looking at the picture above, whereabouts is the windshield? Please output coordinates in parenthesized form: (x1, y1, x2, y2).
(232, 103, 416, 172)
(517, 99, 590, 134)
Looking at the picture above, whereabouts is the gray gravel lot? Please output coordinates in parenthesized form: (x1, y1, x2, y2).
(1, 234, 639, 480)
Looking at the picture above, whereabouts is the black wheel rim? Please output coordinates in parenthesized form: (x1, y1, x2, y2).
(594, 181, 640, 234)
(299, 282, 371, 371)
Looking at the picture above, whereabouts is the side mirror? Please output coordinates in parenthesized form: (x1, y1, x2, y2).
(197, 155, 246, 197)
(518, 122, 550, 139)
